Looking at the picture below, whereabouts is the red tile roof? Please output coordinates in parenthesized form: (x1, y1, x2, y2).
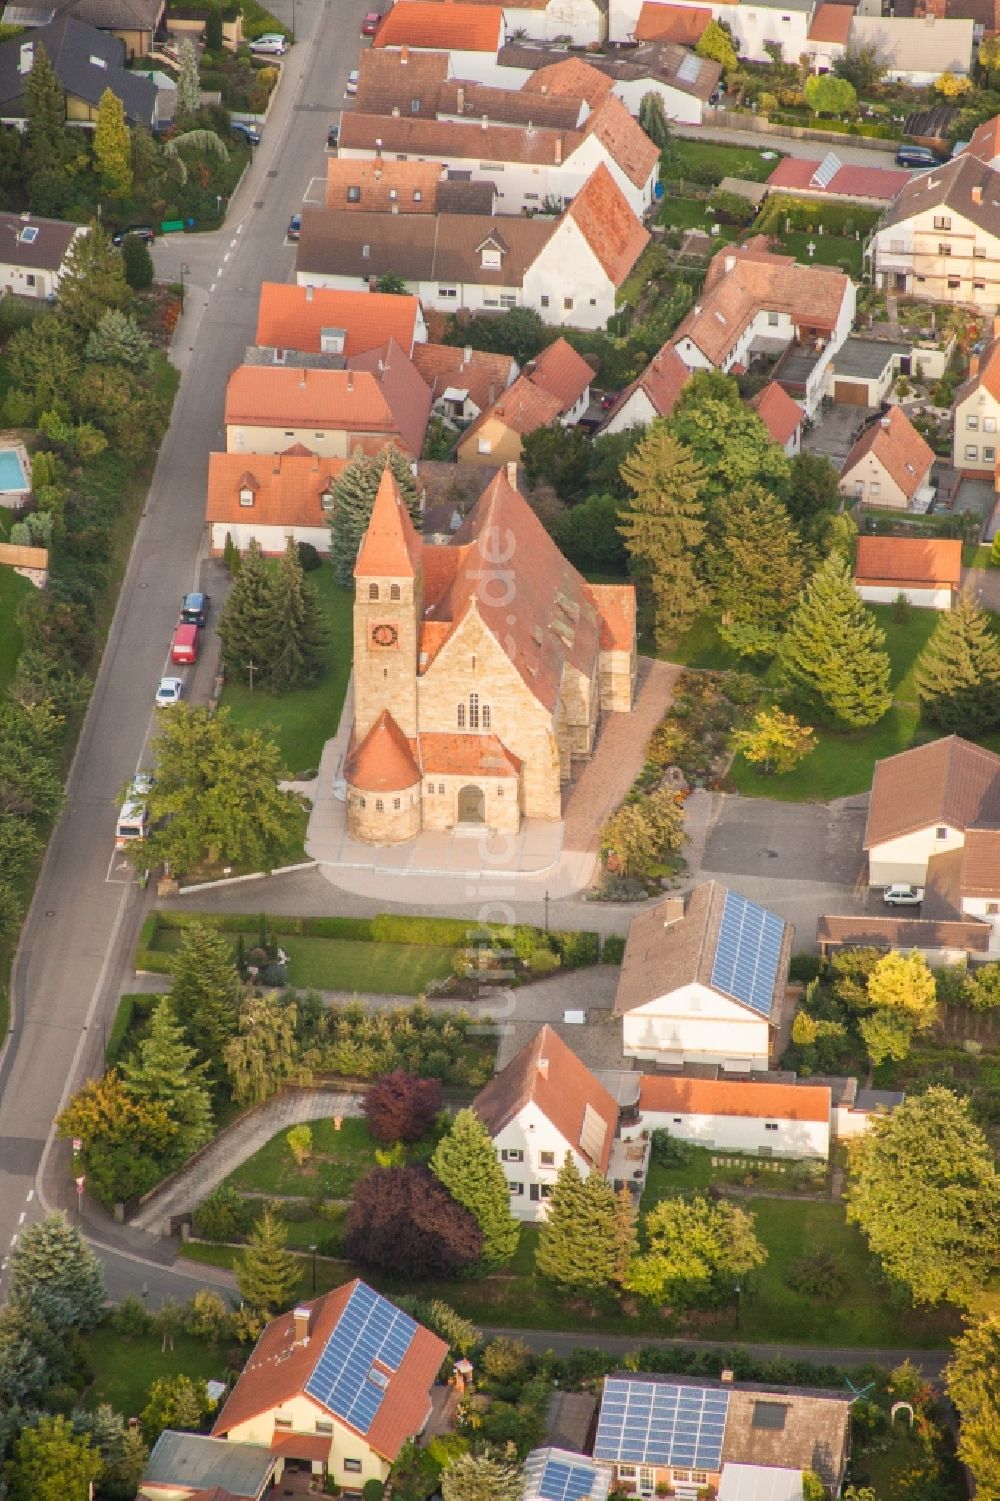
(269, 1434, 333, 1462)
(339, 110, 582, 168)
(817, 913, 992, 953)
(865, 736, 1000, 849)
(582, 93, 660, 190)
(604, 341, 690, 427)
(474, 1024, 619, 1173)
(854, 535, 962, 588)
(639, 1075, 832, 1124)
(458, 338, 593, 451)
(206, 450, 346, 530)
(255, 283, 420, 358)
(588, 582, 636, 650)
(959, 827, 1000, 897)
(345, 710, 423, 791)
(524, 337, 594, 407)
(326, 157, 443, 213)
(374, 0, 504, 51)
(956, 334, 1000, 407)
(411, 341, 515, 412)
(212, 1283, 447, 1463)
(566, 163, 650, 286)
(520, 56, 614, 106)
(841, 407, 935, 502)
(766, 156, 910, 203)
(634, 2, 711, 43)
(354, 464, 423, 578)
(750, 380, 803, 447)
(348, 339, 434, 458)
(419, 732, 522, 776)
(965, 113, 1000, 166)
(807, 2, 853, 43)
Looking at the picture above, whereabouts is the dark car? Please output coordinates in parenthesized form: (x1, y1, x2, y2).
(180, 591, 210, 627)
(112, 225, 155, 246)
(327, 122, 340, 149)
(287, 212, 302, 241)
(895, 144, 939, 169)
(231, 120, 261, 145)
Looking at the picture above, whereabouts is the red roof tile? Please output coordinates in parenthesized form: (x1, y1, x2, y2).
(959, 827, 1000, 897)
(956, 333, 1000, 407)
(419, 732, 522, 776)
(521, 56, 614, 106)
(766, 156, 910, 203)
(411, 341, 515, 412)
(255, 283, 421, 358)
(634, 2, 711, 43)
(524, 337, 594, 406)
(325, 157, 443, 213)
(348, 339, 434, 458)
(566, 163, 649, 286)
(807, 2, 853, 43)
(582, 92, 660, 190)
(269, 1434, 333, 1462)
(206, 450, 346, 530)
(639, 1075, 831, 1124)
(854, 535, 962, 588)
(354, 464, 423, 578)
(588, 582, 636, 650)
(749, 380, 803, 447)
(965, 113, 1000, 166)
(840, 407, 935, 502)
(374, 0, 503, 51)
(604, 341, 691, 427)
(345, 710, 423, 791)
(865, 736, 1000, 849)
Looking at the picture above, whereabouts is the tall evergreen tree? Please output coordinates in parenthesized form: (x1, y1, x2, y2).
(612, 1185, 638, 1285)
(946, 1314, 1000, 1498)
(219, 539, 274, 684)
(913, 590, 1000, 733)
(262, 537, 328, 692)
(535, 1155, 618, 1293)
(329, 446, 419, 586)
(778, 554, 892, 727)
(121, 998, 214, 1161)
(175, 38, 201, 122)
(24, 45, 66, 177)
(8, 1214, 104, 1332)
(430, 1108, 519, 1266)
(169, 922, 244, 1084)
(709, 483, 804, 656)
(618, 424, 707, 645)
(93, 88, 132, 195)
(57, 227, 129, 338)
(236, 1207, 301, 1313)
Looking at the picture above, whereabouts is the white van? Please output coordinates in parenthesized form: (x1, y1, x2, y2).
(116, 774, 152, 848)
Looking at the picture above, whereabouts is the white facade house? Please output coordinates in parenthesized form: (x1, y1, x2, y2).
(615, 885, 794, 1072)
(870, 154, 1000, 307)
(0, 212, 87, 298)
(854, 536, 961, 610)
(847, 12, 974, 84)
(473, 1024, 622, 1221)
(610, 0, 811, 60)
(498, 40, 721, 125)
(502, 0, 607, 45)
(638, 1076, 832, 1159)
(372, 3, 507, 86)
(205, 449, 346, 557)
(953, 334, 1000, 473)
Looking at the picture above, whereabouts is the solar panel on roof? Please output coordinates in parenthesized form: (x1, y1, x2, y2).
(537, 1456, 600, 1501)
(304, 1283, 418, 1435)
(810, 151, 841, 190)
(677, 52, 702, 83)
(709, 889, 785, 1017)
(594, 1379, 729, 1471)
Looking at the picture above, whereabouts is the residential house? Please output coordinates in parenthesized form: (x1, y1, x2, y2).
(828, 337, 910, 407)
(5, 0, 166, 58)
(853, 535, 962, 608)
(952, 331, 1000, 473)
(523, 1449, 611, 1501)
(520, 55, 615, 112)
(0, 211, 87, 299)
(354, 48, 586, 128)
(600, 341, 691, 433)
(472, 1024, 622, 1220)
(669, 239, 855, 417)
(344, 465, 636, 841)
(456, 337, 594, 464)
(325, 158, 444, 213)
(962, 112, 1000, 169)
(817, 912, 993, 965)
(593, 1374, 852, 1497)
(610, 0, 813, 63)
(140, 1431, 276, 1501)
(494, 0, 608, 46)
(255, 282, 427, 360)
(804, 2, 852, 70)
(765, 155, 911, 207)
(295, 165, 650, 331)
(847, 13, 974, 82)
(497, 38, 722, 123)
(869, 153, 1000, 306)
(205, 448, 347, 556)
(336, 94, 660, 219)
(411, 341, 517, 423)
(614, 884, 794, 1072)
(209, 1282, 447, 1496)
(638, 1076, 832, 1160)
(0, 18, 157, 127)
(839, 406, 935, 510)
(372, 1, 506, 83)
(224, 345, 432, 458)
(634, 2, 712, 44)
(749, 381, 804, 456)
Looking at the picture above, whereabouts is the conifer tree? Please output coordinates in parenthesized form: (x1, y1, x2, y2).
(24, 46, 66, 177)
(913, 590, 1000, 733)
(618, 424, 707, 645)
(57, 227, 129, 337)
(121, 998, 214, 1161)
(121, 231, 154, 290)
(175, 38, 201, 123)
(778, 553, 892, 727)
(329, 446, 420, 586)
(612, 1185, 638, 1285)
(236, 1207, 301, 1313)
(169, 922, 244, 1084)
(709, 483, 804, 656)
(535, 1155, 618, 1293)
(430, 1108, 519, 1266)
(8, 1214, 104, 1332)
(262, 536, 328, 692)
(219, 539, 273, 684)
(441, 1448, 524, 1501)
(93, 89, 132, 196)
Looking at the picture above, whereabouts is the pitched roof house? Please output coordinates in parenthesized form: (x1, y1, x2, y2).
(634, 1, 712, 42)
(615, 884, 794, 1071)
(870, 153, 1000, 308)
(638, 1075, 832, 1160)
(963, 113, 1000, 170)
(952, 330, 1000, 475)
(372, 1, 505, 81)
(141, 1432, 276, 1501)
(7, 0, 165, 58)
(847, 13, 973, 83)
(0, 211, 87, 299)
(325, 158, 445, 213)
(473, 1023, 621, 1219)
(839, 406, 935, 511)
(498, 36, 720, 124)
(523, 1449, 611, 1501)
(764, 155, 911, 206)
(411, 341, 517, 423)
(456, 337, 594, 464)
(354, 48, 584, 126)
(0, 17, 157, 125)
(600, 341, 691, 434)
(853, 535, 962, 609)
(255, 283, 426, 360)
(748, 380, 804, 456)
(210, 1283, 447, 1496)
(521, 56, 614, 109)
(205, 449, 347, 557)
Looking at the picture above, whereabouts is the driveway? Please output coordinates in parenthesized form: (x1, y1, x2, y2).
(803, 403, 877, 467)
(701, 796, 868, 885)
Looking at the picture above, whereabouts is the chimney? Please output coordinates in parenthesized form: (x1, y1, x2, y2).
(347, 372, 354, 392)
(537, 1056, 549, 1080)
(457, 84, 465, 111)
(293, 1306, 311, 1344)
(375, 137, 383, 160)
(400, 43, 409, 62)
(970, 351, 981, 379)
(482, 114, 489, 130)
(506, 460, 517, 486)
(488, 381, 497, 405)
(973, 185, 983, 205)
(555, 135, 562, 165)
(464, 344, 472, 364)
(662, 895, 685, 926)
(720, 1368, 734, 1385)
(306, 284, 314, 302)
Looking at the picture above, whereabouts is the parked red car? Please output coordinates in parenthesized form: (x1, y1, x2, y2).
(361, 10, 381, 34)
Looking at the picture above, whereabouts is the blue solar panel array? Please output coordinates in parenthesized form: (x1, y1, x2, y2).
(594, 1379, 730, 1470)
(304, 1283, 417, 1435)
(709, 888, 785, 1017)
(537, 1457, 601, 1501)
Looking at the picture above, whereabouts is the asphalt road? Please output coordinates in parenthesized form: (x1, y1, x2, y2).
(0, 0, 372, 1294)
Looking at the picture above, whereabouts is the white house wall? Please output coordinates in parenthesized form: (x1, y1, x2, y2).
(640, 1105, 829, 1159)
(524, 217, 618, 327)
(493, 1100, 591, 1221)
(856, 583, 950, 609)
(610, 76, 705, 123)
(210, 520, 331, 555)
(622, 981, 772, 1069)
(868, 822, 964, 886)
(602, 385, 658, 434)
(608, 0, 809, 56)
(503, 0, 606, 45)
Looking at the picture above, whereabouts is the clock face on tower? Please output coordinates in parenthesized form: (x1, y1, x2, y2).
(371, 623, 399, 649)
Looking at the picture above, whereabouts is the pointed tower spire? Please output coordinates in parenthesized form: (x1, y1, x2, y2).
(354, 464, 422, 579)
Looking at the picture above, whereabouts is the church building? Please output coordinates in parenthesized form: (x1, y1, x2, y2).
(344, 464, 636, 843)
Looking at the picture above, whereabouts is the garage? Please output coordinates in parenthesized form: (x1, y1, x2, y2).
(834, 380, 870, 405)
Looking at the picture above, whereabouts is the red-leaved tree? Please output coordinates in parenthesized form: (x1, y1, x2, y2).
(363, 1070, 443, 1144)
(345, 1167, 482, 1277)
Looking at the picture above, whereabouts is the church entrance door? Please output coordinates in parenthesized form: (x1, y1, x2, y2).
(457, 784, 485, 823)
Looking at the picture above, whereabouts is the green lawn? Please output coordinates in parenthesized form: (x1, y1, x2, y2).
(667, 139, 782, 185)
(778, 231, 863, 277)
(0, 562, 30, 694)
(150, 927, 454, 994)
(220, 568, 352, 777)
(228, 1117, 380, 1197)
(86, 1325, 226, 1418)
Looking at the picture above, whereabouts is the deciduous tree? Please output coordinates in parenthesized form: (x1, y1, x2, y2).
(778, 554, 892, 727)
(237, 1206, 301, 1313)
(10, 1415, 101, 1501)
(329, 447, 420, 586)
(93, 88, 132, 194)
(169, 921, 244, 1082)
(858, 1007, 917, 1067)
(141, 1374, 213, 1444)
(57, 1069, 173, 1156)
(804, 72, 857, 114)
(695, 18, 737, 71)
(224, 990, 302, 1106)
(913, 591, 1000, 733)
(346, 1165, 483, 1276)
(120, 997, 214, 1161)
(365, 1069, 443, 1143)
(668, 372, 790, 527)
(535, 1154, 619, 1293)
(624, 1194, 766, 1304)
(946, 1314, 1000, 1498)
(9, 1214, 104, 1333)
(731, 707, 816, 775)
(618, 425, 707, 644)
(430, 1107, 519, 1265)
(966, 962, 1000, 1012)
(845, 1087, 1000, 1305)
(866, 949, 937, 1029)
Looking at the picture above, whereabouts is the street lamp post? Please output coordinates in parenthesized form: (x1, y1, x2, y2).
(179, 260, 190, 311)
(309, 1243, 317, 1294)
(75, 1175, 86, 1216)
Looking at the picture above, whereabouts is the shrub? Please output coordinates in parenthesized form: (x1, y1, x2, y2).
(549, 928, 600, 968)
(111, 1294, 152, 1337)
(649, 1127, 695, 1167)
(481, 1335, 533, 1385)
(193, 1185, 257, 1242)
(297, 541, 322, 571)
(345, 1166, 483, 1276)
(602, 934, 626, 964)
(789, 955, 824, 983)
(364, 1070, 443, 1144)
(362, 1483, 385, 1501)
(786, 1247, 846, 1298)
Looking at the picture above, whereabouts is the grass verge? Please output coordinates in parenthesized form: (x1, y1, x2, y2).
(145, 926, 454, 993)
(85, 1325, 227, 1418)
(227, 1117, 379, 1197)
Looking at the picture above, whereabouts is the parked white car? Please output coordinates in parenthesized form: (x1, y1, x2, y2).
(250, 32, 287, 53)
(155, 676, 184, 708)
(883, 884, 925, 906)
(346, 69, 359, 95)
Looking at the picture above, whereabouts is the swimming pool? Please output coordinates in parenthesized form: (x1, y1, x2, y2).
(0, 448, 28, 493)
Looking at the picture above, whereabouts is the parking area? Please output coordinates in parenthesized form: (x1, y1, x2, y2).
(700, 796, 869, 887)
(803, 403, 876, 467)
